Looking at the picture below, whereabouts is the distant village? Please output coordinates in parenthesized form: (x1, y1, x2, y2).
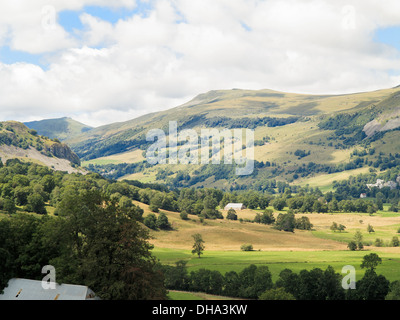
(360, 176, 400, 198)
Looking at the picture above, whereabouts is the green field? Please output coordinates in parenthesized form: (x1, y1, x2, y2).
(152, 247, 400, 282)
(167, 290, 239, 300)
(167, 291, 204, 300)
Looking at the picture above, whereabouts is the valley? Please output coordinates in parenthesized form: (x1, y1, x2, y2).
(44, 86, 400, 193)
(3, 85, 400, 300)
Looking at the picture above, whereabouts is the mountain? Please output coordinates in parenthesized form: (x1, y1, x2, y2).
(0, 121, 84, 174)
(24, 117, 93, 142)
(64, 86, 400, 190)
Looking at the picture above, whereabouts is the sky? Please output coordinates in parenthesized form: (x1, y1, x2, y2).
(1, 0, 400, 127)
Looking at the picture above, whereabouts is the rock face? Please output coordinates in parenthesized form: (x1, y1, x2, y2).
(363, 120, 382, 138)
(45, 143, 81, 166)
(0, 120, 82, 171)
(0, 145, 85, 174)
(363, 117, 400, 138)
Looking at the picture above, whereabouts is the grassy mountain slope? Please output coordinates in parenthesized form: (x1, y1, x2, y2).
(25, 117, 93, 142)
(65, 86, 400, 189)
(0, 121, 84, 174)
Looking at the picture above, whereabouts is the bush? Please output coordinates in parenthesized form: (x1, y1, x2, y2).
(240, 244, 253, 251)
(272, 198, 286, 211)
(180, 211, 189, 220)
(144, 213, 157, 230)
(295, 216, 313, 230)
(200, 208, 224, 220)
(149, 203, 159, 213)
(274, 212, 295, 232)
(259, 287, 295, 300)
(226, 209, 238, 220)
(254, 209, 275, 225)
(156, 212, 171, 230)
(348, 241, 357, 251)
(374, 238, 384, 247)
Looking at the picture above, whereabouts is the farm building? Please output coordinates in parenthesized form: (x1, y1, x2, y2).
(224, 203, 246, 211)
(0, 278, 99, 300)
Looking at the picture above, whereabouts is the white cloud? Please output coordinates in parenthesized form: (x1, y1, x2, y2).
(1, 0, 400, 127)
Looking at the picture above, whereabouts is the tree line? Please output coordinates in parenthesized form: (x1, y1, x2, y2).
(160, 253, 399, 300)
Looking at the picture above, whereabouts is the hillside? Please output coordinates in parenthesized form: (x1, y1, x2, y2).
(0, 121, 84, 174)
(65, 86, 400, 190)
(24, 117, 93, 142)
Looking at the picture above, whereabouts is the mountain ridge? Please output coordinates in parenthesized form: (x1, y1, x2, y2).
(24, 117, 93, 142)
(20, 85, 400, 190)
(0, 121, 84, 174)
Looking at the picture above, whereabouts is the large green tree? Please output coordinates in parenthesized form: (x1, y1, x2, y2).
(191, 233, 205, 258)
(53, 189, 166, 300)
(361, 253, 382, 271)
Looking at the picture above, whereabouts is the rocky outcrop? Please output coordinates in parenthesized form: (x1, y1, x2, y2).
(45, 142, 81, 166)
(363, 117, 400, 138)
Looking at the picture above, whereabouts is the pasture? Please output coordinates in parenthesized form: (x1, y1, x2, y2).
(132, 199, 400, 283)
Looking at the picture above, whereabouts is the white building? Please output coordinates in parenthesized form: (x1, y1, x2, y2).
(367, 179, 397, 190)
(0, 278, 99, 300)
(384, 181, 398, 190)
(224, 203, 246, 211)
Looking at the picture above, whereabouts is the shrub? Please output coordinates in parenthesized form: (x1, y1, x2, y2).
(274, 212, 295, 232)
(226, 209, 238, 220)
(295, 216, 313, 230)
(149, 203, 159, 213)
(156, 212, 171, 230)
(259, 287, 295, 300)
(348, 241, 357, 251)
(240, 244, 253, 251)
(374, 238, 384, 247)
(180, 211, 189, 220)
(144, 213, 157, 230)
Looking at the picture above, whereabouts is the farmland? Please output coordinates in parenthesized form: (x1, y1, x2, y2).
(130, 200, 400, 285)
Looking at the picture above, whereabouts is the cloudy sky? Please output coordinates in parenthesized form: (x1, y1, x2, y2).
(1, 0, 400, 127)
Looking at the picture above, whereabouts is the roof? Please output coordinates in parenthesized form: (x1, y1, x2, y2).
(224, 203, 245, 209)
(0, 278, 99, 300)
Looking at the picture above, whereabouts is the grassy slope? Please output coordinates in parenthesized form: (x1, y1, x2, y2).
(131, 200, 400, 282)
(24, 117, 93, 142)
(71, 86, 400, 191)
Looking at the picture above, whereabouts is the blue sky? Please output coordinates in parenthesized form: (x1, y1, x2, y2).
(58, 3, 153, 33)
(374, 26, 400, 51)
(0, 46, 44, 66)
(1, 1, 400, 126)
(1, 3, 399, 67)
(0, 3, 153, 67)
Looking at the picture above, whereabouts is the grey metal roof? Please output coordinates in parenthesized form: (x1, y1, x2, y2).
(0, 278, 99, 300)
(224, 203, 245, 209)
